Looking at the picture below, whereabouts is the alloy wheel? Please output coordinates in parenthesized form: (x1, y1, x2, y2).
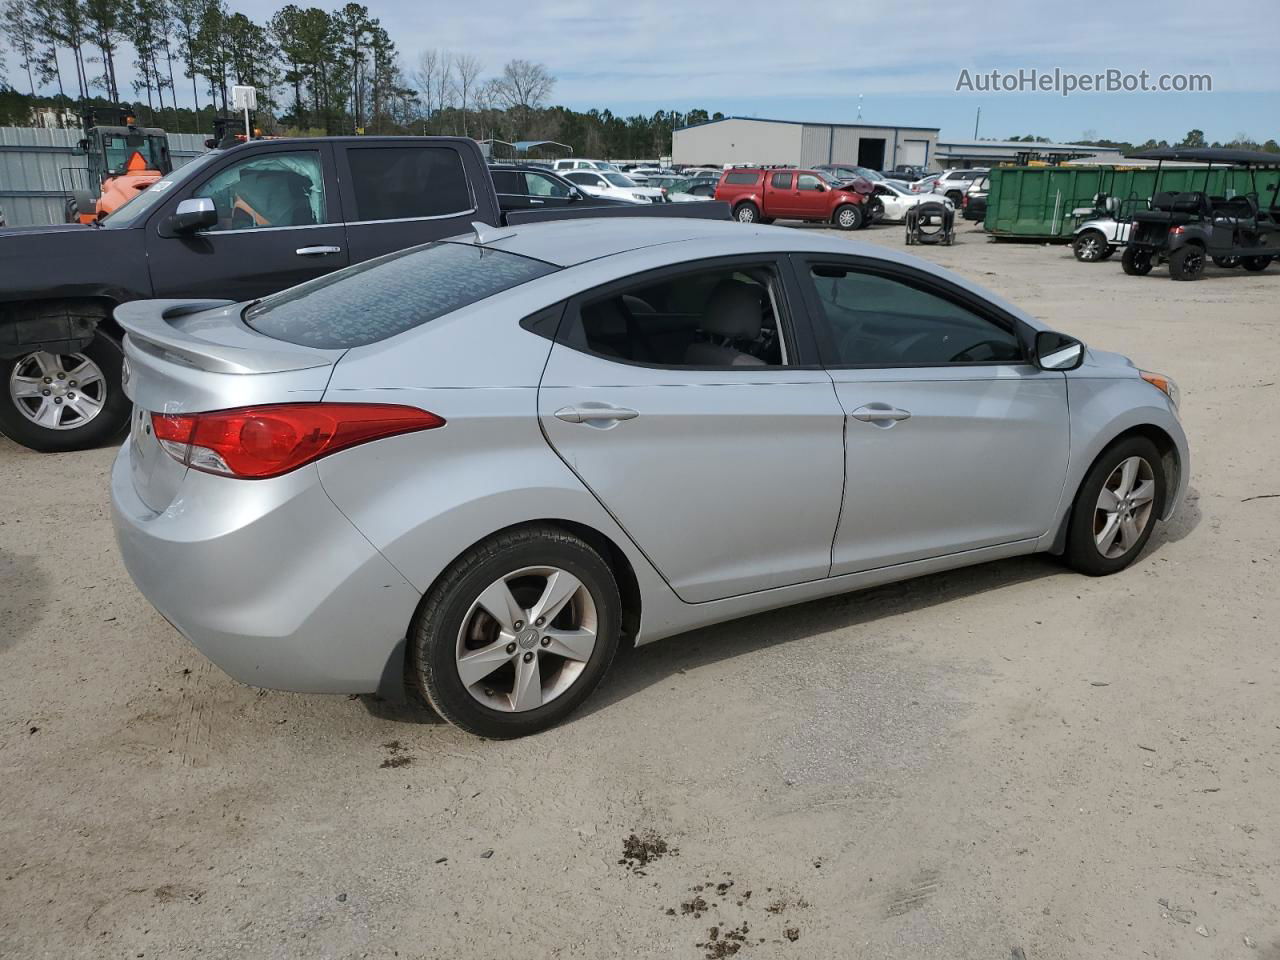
(1094, 456, 1156, 559)
(455, 565, 598, 713)
(8, 351, 107, 430)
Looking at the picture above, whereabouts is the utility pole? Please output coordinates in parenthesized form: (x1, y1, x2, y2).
(974, 106, 981, 139)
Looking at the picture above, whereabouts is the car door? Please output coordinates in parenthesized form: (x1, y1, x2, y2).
(145, 143, 350, 300)
(765, 171, 798, 217)
(338, 143, 481, 263)
(878, 185, 905, 220)
(795, 256, 1070, 575)
(793, 173, 831, 220)
(522, 170, 577, 208)
(538, 256, 845, 603)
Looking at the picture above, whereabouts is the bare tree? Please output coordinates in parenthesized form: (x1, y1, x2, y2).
(452, 52, 481, 137)
(495, 58, 554, 135)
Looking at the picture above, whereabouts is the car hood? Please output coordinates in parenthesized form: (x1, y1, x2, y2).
(0, 222, 97, 237)
(1078, 346, 1137, 374)
(0, 221, 148, 303)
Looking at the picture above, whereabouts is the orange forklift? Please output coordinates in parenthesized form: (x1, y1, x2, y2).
(62, 106, 173, 224)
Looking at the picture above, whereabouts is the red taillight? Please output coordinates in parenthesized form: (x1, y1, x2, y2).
(1169, 225, 1185, 235)
(151, 403, 445, 479)
(963, 195, 970, 207)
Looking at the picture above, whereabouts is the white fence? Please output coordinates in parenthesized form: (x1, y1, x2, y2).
(0, 127, 208, 227)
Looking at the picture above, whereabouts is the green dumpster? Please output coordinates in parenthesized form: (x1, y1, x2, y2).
(983, 165, 1280, 240)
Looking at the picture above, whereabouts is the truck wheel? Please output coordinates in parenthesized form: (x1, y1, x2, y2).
(1121, 246, 1153, 276)
(834, 204, 863, 230)
(0, 329, 129, 452)
(1241, 255, 1273, 272)
(733, 202, 760, 224)
(1168, 245, 1205, 281)
(1212, 255, 1240, 268)
(1074, 229, 1109, 262)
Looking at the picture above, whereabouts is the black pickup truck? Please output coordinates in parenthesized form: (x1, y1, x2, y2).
(0, 136, 728, 452)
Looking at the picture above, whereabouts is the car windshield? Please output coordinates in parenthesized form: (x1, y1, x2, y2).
(605, 173, 637, 187)
(244, 241, 558, 348)
(597, 163, 622, 173)
(98, 150, 221, 229)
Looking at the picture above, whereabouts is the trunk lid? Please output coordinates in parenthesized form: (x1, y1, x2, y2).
(114, 299, 345, 512)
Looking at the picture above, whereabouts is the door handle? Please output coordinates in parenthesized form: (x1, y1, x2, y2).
(851, 403, 912, 423)
(554, 404, 639, 424)
(295, 245, 342, 256)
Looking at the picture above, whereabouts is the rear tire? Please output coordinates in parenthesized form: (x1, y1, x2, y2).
(1073, 229, 1109, 262)
(945, 190, 964, 206)
(1212, 255, 1240, 268)
(1121, 245, 1154, 276)
(410, 525, 622, 739)
(834, 204, 863, 230)
(0, 327, 129, 452)
(733, 202, 760, 224)
(1064, 437, 1166, 576)
(1241, 255, 1273, 272)
(1168, 245, 1205, 281)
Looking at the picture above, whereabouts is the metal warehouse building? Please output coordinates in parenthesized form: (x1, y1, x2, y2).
(672, 116, 940, 172)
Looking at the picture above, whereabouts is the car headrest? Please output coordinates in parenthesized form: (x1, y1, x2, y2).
(702, 281, 762, 341)
(582, 298, 629, 340)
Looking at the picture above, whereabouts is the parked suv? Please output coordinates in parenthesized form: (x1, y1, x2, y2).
(931, 169, 990, 205)
(715, 168, 872, 229)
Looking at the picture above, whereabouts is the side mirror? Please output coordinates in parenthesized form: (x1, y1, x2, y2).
(167, 197, 217, 234)
(1035, 330, 1084, 370)
(569, 188, 584, 201)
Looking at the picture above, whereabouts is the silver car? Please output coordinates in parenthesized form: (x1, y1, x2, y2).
(111, 219, 1189, 738)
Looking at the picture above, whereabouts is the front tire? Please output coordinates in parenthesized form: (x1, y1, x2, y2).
(410, 526, 622, 739)
(1241, 255, 1273, 272)
(1064, 437, 1166, 576)
(733, 202, 760, 224)
(0, 329, 129, 452)
(1121, 245, 1154, 276)
(1168, 245, 1205, 281)
(834, 204, 863, 230)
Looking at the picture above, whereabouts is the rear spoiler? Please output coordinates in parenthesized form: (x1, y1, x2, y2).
(503, 200, 731, 226)
(114, 299, 339, 374)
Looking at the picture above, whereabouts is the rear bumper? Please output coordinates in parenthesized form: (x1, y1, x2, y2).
(110, 444, 421, 694)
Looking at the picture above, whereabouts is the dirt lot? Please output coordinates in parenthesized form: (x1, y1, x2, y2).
(2, 221, 1278, 960)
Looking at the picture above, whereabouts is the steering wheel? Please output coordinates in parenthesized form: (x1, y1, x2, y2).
(950, 340, 1013, 363)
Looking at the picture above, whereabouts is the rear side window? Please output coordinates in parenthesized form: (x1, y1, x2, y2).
(346, 147, 472, 221)
(771, 172, 793, 189)
(244, 242, 557, 348)
(724, 171, 758, 185)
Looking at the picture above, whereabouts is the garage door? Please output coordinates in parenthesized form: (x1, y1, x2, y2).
(901, 139, 929, 167)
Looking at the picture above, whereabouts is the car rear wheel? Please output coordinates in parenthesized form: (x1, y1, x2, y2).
(1241, 255, 1273, 272)
(733, 202, 760, 224)
(1064, 437, 1166, 576)
(1168, 245, 1205, 281)
(1121, 246, 1154, 276)
(834, 204, 863, 230)
(945, 190, 964, 205)
(1073, 230, 1109, 262)
(0, 329, 130, 452)
(1212, 255, 1241, 268)
(410, 525, 621, 739)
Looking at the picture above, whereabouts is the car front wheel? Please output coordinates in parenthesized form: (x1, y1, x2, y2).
(410, 526, 622, 738)
(0, 329, 130, 452)
(1064, 437, 1166, 576)
(1074, 229, 1109, 262)
(834, 204, 863, 230)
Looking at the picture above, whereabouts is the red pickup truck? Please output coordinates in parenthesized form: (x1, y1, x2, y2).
(714, 167, 872, 229)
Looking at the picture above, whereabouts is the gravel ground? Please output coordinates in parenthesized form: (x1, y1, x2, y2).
(2, 220, 1278, 960)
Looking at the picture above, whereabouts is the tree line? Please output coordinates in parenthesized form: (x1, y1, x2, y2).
(0, 0, 725, 156)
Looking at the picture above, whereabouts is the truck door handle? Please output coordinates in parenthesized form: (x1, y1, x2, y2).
(554, 404, 639, 424)
(295, 245, 342, 256)
(851, 403, 912, 424)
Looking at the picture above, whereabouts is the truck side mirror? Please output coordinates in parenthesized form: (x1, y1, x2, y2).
(167, 197, 218, 234)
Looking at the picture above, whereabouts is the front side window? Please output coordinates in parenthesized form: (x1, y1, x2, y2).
(807, 265, 1022, 366)
(604, 173, 638, 188)
(797, 174, 824, 191)
(189, 151, 326, 231)
(347, 147, 471, 221)
(526, 173, 571, 197)
(245, 242, 557, 348)
(565, 171, 600, 186)
(570, 263, 789, 368)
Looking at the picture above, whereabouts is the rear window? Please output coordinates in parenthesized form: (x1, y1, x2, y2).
(244, 242, 557, 348)
(724, 172, 758, 185)
(346, 147, 472, 221)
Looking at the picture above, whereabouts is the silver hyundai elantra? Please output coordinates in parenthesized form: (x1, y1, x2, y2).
(111, 218, 1188, 738)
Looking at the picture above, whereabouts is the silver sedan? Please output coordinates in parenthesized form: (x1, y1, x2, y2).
(111, 219, 1189, 738)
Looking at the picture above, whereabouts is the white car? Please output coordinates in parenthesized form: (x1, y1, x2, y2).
(930, 169, 989, 204)
(563, 170, 665, 204)
(554, 158, 623, 174)
(871, 179, 955, 222)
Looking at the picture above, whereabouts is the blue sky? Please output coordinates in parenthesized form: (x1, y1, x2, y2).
(27, 0, 1280, 143)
